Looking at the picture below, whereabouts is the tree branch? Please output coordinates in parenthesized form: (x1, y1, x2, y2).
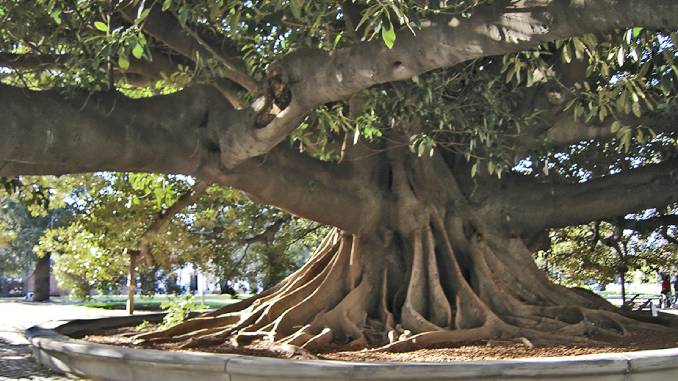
(120, 6, 257, 93)
(203, 145, 381, 233)
(0, 84, 217, 176)
(0, 51, 183, 85)
(0, 53, 63, 70)
(242, 217, 288, 245)
(516, 99, 678, 153)
(242, 0, 678, 169)
(275, 0, 678, 111)
(505, 158, 678, 233)
(139, 180, 209, 265)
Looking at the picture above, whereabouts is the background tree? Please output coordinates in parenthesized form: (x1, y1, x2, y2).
(0, 220, 15, 247)
(189, 186, 327, 291)
(542, 218, 678, 304)
(1, 0, 677, 352)
(33, 173, 323, 303)
(0, 197, 69, 300)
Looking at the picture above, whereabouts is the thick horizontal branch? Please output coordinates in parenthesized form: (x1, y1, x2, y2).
(124, 0, 678, 172)
(516, 100, 678, 153)
(251, 0, 678, 172)
(0, 84, 217, 176)
(504, 158, 678, 233)
(0, 81, 359, 229)
(202, 145, 381, 233)
(277, 0, 678, 111)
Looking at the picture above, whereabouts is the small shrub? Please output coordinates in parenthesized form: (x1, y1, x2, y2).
(159, 295, 200, 329)
(135, 320, 153, 331)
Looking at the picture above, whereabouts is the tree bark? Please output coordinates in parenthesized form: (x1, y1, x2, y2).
(135, 149, 672, 352)
(32, 252, 51, 302)
(501, 159, 678, 235)
(1, 0, 677, 353)
(127, 250, 138, 315)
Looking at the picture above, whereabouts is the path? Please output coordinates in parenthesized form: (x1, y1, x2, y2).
(2, 297, 677, 380)
(0, 298, 144, 380)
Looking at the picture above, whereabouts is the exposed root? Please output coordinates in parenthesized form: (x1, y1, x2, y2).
(138, 210, 675, 354)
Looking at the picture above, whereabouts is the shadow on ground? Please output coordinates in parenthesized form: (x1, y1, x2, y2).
(0, 338, 79, 380)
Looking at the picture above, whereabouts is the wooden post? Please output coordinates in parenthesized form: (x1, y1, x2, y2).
(126, 249, 137, 315)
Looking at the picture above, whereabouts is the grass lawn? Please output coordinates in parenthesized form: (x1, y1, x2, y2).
(52, 293, 250, 311)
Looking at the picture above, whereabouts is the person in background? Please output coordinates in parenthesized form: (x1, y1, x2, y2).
(672, 274, 678, 308)
(661, 273, 671, 309)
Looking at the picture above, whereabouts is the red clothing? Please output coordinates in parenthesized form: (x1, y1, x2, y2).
(662, 278, 671, 294)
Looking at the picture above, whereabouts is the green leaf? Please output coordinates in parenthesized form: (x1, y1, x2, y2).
(616, 91, 627, 113)
(632, 102, 641, 118)
(617, 47, 625, 67)
(162, 0, 172, 12)
(636, 128, 644, 143)
(118, 55, 130, 70)
(137, 8, 151, 23)
(381, 22, 396, 49)
(471, 162, 478, 178)
(526, 69, 535, 87)
(94, 21, 109, 32)
(290, 0, 302, 19)
(572, 38, 586, 60)
(132, 43, 144, 59)
(417, 141, 426, 157)
(333, 32, 343, 48)
(561, 43, 571, 64)
(632, 27, 643, 38)
(670, 33, 678, 49)
(610, 121, 622, 134)
(621, 127, 632, 152)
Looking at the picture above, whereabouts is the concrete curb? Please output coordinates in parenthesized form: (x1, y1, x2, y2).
(26, 316, 678, 381)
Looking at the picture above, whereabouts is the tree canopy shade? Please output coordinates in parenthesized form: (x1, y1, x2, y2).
(1, 0, 678, 352)
(541, 215, 678, 302)
(28, 173, 324, 299)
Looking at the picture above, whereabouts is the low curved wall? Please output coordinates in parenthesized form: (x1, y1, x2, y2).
(26, 316, 678, 381)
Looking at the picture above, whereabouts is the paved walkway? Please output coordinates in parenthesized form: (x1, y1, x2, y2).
(2, 298, 678, 380)
(0, 298, 141, 380)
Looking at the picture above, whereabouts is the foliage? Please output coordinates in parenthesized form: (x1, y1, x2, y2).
(0, 0, 675, 291)
(159, 295, 202, 329)
(190, 185, 327, 290)
(135, 320, 153, 331)
(1, 1, 675, 174)
(541, 216, 678, 287)
(0, 220, 15, 248)
(0, 0, 677, 350)
(27, 173, 323, 298)
(0, 198, 69, 279)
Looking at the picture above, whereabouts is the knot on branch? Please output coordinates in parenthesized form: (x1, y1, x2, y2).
(255, 67, 292, 127)
(491, 9, 553, 44)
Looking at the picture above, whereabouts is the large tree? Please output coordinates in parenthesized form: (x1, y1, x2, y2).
(1, 0, 678, 352)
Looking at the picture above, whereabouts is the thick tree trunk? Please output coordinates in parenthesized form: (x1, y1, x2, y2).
(32, 252, 51, 302)
(136, 152, 670, 352)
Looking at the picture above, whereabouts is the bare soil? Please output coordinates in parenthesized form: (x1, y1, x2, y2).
(82, 323, 678, 362)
